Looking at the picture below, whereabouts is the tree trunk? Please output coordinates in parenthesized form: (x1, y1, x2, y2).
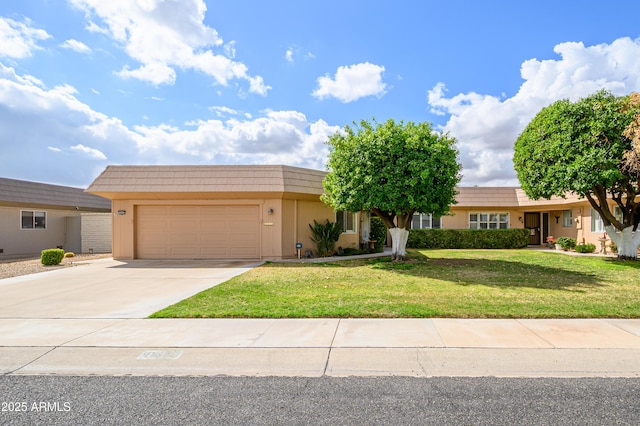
(605, 225, 640, 260)
(389, 227, 409, 261)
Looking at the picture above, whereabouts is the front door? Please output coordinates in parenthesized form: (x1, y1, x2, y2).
(525, 212, 541, 245)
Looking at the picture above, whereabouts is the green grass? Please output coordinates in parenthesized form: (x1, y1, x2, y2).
(150, 249, 640, 319)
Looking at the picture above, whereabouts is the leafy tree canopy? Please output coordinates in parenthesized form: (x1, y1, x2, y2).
(322, 118, 461, 229)
(514, 90, 640, 258)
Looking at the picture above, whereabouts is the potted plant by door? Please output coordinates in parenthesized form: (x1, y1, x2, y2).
(545, 236, 556, 249)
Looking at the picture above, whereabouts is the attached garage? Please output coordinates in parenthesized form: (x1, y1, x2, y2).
(86, 165, 362, 261)
(136, 205, 260, 259)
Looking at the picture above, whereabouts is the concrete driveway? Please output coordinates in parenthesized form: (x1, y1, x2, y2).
(0, 258, 262, 318)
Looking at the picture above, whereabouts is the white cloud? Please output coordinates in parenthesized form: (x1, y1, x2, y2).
(0, 17, 51, 58)
(285, 47, 294, 63)
(0, 63, 141, 185)
(313, 62, 387, 103)
(69, 0, 270, 94)
(132, 109, 339, 169)
(209, 105, 238, 117)
(60, 38, 91, 54)
(428, 37, 640, 186)
(0, 63, 337, 185)
(70, 144, 108, 160)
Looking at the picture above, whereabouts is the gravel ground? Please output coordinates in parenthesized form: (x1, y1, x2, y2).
(0, 253, 112, 279)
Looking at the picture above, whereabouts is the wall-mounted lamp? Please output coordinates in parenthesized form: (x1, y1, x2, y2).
(117, 210, 127, 215)
(518, 216, 523, 223)
(267, 208, 274, 215)
(554, 215, 560, 224)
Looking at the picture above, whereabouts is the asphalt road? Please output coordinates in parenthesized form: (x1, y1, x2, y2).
(1, 376, 638, 425)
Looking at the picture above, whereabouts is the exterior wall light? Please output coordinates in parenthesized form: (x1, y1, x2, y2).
(117, 210, 126, 215)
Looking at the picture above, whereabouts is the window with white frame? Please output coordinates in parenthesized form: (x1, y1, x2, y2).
(469, 212, 509, 229)
(336, 211, 356, 233)
(412, 213, 441, 229)
(21, 210, 46, 229)
(562, 210, 573, 227)
(591, 207, 623, 233)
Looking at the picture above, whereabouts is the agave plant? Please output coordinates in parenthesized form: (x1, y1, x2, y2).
(309, 219, 343, 257)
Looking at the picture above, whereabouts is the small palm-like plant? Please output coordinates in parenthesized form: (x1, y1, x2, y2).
(309, 219, 343, 257)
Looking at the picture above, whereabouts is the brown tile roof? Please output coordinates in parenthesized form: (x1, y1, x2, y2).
(455, 187, 520, 207)
(86, 164, 590, 208)
(86, 165, 327, 198)
(0, 177, 111, 211)
(454, 187, 586, 208)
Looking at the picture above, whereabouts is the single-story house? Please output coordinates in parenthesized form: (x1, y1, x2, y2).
(86, 165, 621, 260)
(86, 165, 360, 260)
(0, 177, 112, 260)
(417, 187, 617, 249)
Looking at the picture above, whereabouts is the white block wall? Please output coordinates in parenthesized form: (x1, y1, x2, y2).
(80, 213, 112, 253)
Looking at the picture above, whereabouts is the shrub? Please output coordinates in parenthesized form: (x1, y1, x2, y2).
(369, 216, 387, 252)
(64, 252, 75, 258)
(407, 228, 529, 249)
(41, 248, 65, 266)
(556, 237, 577, 251)
(337, 247, 368, 256)
(575, 243, 596, 253)
(309, 219, 343, 257)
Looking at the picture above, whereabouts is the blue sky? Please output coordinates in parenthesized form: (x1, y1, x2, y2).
(1, 1, 640, 188)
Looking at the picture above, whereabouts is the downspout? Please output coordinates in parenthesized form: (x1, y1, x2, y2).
(294, 199, 298, 257)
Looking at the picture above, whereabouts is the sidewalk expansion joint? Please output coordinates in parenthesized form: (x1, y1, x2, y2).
(4, 346, 56, 376)
(322, 318, 342, 376)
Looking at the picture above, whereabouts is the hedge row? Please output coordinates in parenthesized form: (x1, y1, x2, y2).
(407, 228, 530, 249)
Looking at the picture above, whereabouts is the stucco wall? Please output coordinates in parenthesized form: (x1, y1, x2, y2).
(0, 206, 77, 259)
(443, 202, 617, 249)
(110, 197, 355, 260)
(443, 209, 524, 230)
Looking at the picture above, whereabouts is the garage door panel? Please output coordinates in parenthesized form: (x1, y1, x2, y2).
(136, 205, 260, 259)
(200, 247, 231, 256)
(168, 247, 199, 257)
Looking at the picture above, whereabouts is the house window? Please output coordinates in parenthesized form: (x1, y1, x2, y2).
(562, 210, 573, 227)
(412, 213, 441, 229)
(469, 212, 509, 229)
(591, 207, 623, 233)
(336, 211, 356, 233)
(21, 210, 46, 229)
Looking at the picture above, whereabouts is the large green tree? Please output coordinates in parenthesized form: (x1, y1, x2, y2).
(514, 90, 640, 259)
(322, 118, 461, 260)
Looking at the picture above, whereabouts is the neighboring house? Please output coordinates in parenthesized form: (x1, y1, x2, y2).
(86, 165, 621, 261)
(86, 165, 361, 260)
(0, 177, 112, 260)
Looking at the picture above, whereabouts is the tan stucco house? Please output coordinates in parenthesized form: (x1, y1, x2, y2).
(86, 165, 361, 260)
(87, 165, 620, 260)
(441, 187, 615, 249)
(0, 177, 112, 260)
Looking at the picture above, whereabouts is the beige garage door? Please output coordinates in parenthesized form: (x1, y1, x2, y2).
(136, 205, 260, 259)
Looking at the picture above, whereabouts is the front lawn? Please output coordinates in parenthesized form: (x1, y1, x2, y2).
(150, 249, 640, 318)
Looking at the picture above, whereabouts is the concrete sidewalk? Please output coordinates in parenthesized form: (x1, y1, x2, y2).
(2, 318, 640, 377)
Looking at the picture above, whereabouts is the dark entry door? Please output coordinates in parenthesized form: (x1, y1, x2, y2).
(525, 212, 541, 245)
